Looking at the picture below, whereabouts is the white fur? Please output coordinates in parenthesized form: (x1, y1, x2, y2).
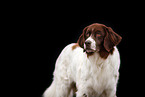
(43, 43, 120, 97)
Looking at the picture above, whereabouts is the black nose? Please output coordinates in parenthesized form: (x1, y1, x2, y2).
(85, 41, 91, 45)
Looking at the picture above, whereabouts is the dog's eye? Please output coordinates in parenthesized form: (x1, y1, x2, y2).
(96, 34, 101, 37)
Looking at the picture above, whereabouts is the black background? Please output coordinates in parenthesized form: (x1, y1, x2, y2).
(6, 2, 144, 97)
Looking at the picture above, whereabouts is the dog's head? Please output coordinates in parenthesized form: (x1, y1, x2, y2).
(77, 23, 122, 58)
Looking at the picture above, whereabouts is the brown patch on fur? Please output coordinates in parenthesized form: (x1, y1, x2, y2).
(68, 82, 77, 97)
(71, 82, 77, 93)
(99, 47, 114, 59)
(86, 52, 95, 57)
(72, 43, 79, 50)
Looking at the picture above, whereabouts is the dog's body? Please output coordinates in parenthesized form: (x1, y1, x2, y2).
(43, 23, 122, 97)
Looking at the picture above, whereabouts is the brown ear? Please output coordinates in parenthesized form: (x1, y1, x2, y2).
(77, 34, 84, 48)
(104, 27, 122, 52)
(77, 26, 88, 48)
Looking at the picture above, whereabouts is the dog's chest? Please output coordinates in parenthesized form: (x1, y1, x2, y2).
(92, 67, 111, 88)
(81, 60, 112, 94)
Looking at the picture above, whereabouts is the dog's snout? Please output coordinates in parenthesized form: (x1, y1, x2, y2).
(85, 41, 91, 45)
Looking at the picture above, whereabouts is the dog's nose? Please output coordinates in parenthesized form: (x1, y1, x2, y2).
(85, 41, 91, 45)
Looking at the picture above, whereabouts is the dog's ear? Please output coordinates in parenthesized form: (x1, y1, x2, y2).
(77, 26, 88, 48)
(104, 27, 122, 52)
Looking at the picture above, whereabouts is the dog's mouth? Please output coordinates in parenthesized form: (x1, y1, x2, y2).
(83, 44, 98, 54)
(83, 48, 96, 53)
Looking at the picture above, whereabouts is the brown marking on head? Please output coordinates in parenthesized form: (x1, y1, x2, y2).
(72, 43, 79, 50)
(77, 23, 122, 59)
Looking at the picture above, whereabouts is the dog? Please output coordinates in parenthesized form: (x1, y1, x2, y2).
(43, 23, 122, 97)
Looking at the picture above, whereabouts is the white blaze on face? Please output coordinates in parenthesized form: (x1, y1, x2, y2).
(84, 36, 96, 51)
